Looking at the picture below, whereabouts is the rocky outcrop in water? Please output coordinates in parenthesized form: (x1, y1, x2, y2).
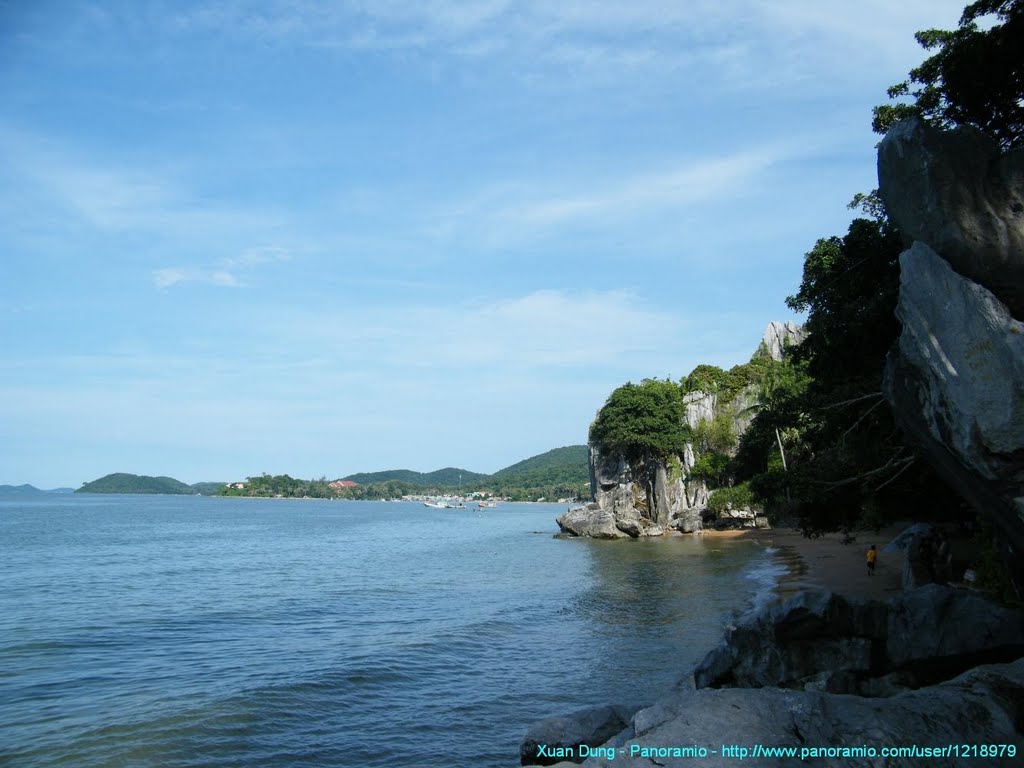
(557, 323, 798, 539)
(877, 118, 1024, 594)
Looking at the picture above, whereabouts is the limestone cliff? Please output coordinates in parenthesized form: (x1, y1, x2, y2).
(877, 118, 1024, 594)
(558, 322, 802, 538)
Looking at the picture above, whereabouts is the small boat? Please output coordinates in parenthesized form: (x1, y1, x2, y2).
(423, 501, 447, 509)
(478, 500, 498, 508)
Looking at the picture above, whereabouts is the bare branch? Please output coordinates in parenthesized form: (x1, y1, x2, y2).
(841, 398, 887, 442)
(819, 392, 884, 411)
(812, 452, 913, 489)
(873, 457, 917, 492)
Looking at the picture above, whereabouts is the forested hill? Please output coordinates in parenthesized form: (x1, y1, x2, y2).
(491, 445, 589, 487)
(342, 445, 588, 489)
(0, 484, 75, 495)
(76, 473, 223, 495)
(342, 467, 490, 487)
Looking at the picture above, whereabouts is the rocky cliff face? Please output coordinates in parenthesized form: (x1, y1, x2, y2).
(877, 118, 1024, 594)
(559, 322, 800, 539)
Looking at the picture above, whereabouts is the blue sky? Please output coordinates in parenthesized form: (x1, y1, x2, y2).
(1, 0, 966, 488)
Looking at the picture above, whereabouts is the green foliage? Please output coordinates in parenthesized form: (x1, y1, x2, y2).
(77, 473, 195, 495)
(689, 409, 740, 486)
(343, 467, 489, 487)
(220, 446, 590, 502)
(683, 359, 775, 404)
(219, 474, 338, 499)
(666, 454, 684, 483)
(189, 482, 228, 496)
(872, 0, 1024, 148)
(589, 379, 689, 462)
(707, 482, 759, 515)
(491, 445, 590, 487)
(690, 452, 731, 485)
(682, 364, 730, 394)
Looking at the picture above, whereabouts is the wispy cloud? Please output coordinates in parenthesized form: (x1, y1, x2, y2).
(0, 125, 283, 238)
(422, 145, 786, 249)
(153, 247, 292, 290)
(166, 0, 965, 89)
(152, 267, 240, 290)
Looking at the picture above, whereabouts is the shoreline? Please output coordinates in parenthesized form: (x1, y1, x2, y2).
(721, 524, 909, 604)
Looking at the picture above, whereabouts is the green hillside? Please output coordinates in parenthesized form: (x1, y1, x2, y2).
(343, 467, 489, 487)
(77, 473, 194, 494)
(341, 448, 589, 491)
(492, 445, 589, 486)
(190, 482, 228, 496)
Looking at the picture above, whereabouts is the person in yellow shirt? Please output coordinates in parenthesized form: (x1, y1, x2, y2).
(866, 544, 877, 576)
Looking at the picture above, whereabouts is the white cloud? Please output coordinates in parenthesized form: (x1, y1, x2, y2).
(152, 247, 293, 290)
(167, 0, 965, 90)
(421, 145, 786, 249)
(0, 125, 283, 239)
(152, 267, 241, 289)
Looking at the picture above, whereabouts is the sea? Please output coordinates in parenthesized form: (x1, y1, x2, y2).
(0, 494, 785, 768)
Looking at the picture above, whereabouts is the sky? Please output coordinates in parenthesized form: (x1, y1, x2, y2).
(0, 0, 967, 488)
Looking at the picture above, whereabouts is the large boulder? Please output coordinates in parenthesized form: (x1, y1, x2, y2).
(882, 242, 1024, 591)
(877, 118, 1024, 595)
(693, 591, 886, 692)
(886, 583, 1024, 671)
(877, 117, 1024, 317)
(693, 586, 1024, 695)
(556, 506, 628, 539)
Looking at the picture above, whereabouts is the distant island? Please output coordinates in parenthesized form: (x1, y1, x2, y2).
(0, 484, 76, 496)
(76, 474, 226, 496)
(73, 445, 590, 502)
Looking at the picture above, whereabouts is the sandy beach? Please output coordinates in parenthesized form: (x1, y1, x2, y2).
(706, 524, 911, 603)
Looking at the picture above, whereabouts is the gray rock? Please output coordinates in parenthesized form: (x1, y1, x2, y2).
(520, 705, 641, 766)
(761, 320, 807, 362)
(670, 507, 702, 533)
(694, 585, 1024, 695)
(556, 507, 627, 539)
(877, 117, 1024, 317)
(882, 241, 1024, 592)
(574, 659, 1024, 767)
(883, 523, 938, 554)
(889, 242, 1024, 476)
(580, 322, 802, 540)
(693, 591, 886, 690)
(886, 584, 1024, 671)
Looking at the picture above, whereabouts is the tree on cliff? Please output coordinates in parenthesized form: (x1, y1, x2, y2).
(872, 0, 1024, 148)
(589, 379, 688, 464)
(735, 204, 967, 533)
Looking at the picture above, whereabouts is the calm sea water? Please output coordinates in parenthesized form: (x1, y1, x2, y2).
(0, 495, 779, 767)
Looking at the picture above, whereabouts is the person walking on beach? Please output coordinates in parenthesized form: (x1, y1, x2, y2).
(866, 544, 877, 576)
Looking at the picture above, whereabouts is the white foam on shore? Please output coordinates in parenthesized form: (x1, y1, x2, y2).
(737, 546, 789, 620)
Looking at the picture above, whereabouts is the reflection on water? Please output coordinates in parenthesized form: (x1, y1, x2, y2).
(0, 497, 775, 768)
(564, 536, 770, 680)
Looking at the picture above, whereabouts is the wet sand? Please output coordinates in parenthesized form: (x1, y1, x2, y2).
(705, 525, 909, 602)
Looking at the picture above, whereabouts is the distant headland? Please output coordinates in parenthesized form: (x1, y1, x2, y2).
(71, 445, 590, 502)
